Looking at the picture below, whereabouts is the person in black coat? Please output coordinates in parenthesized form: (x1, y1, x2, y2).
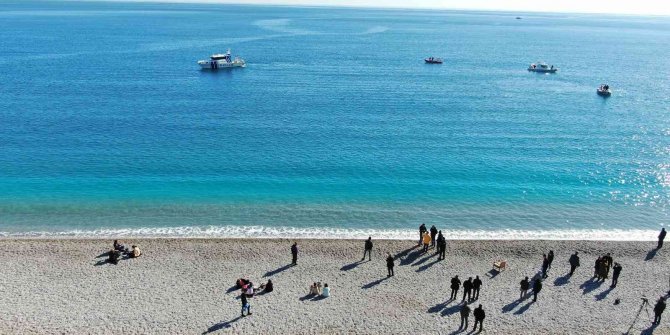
(654, 297, 666, 324)
(386, 253, 395, 277)
(519, 276, 530, 300)
(569, 251, 580, 276)
(659, 228, 667, 249)
(547, 250, 555, 270)
(437, 231, 446, 260)
(291, 242, 298, 266)
(472, 275, 482, 300)
(459, 303, 471, 330)
(450, 275, 461, 300)
(610, 262, 622, 288)
(362, 237, 373, 261)
(473, 304, 485, 332)
(463, 277, 473, 301)
(418, 224, 427, 245)
(541, 254, 549, 279)
(429, 225, 438, 247)
(533, 278, 542, 302)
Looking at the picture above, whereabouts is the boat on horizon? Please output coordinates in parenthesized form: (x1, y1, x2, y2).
(528, 62, 557, 73)
(198, 49, 246, 70)
(424, 57, 443, 64)
(597, 84, 612, 97)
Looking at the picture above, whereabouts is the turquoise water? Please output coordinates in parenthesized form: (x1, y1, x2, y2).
(1, 1, 669, 238)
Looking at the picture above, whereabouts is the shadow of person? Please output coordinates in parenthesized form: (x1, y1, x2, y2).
(416, 258, 441, 272)
(428, 301, 448, 314)
(502, 299, 521, 313)
(399, 249, 424, 266)
(640, 322, 658, 335)
(413, 252, 438, 266)
(595, 287, 614, 301)
(394, 244, 419, 260)
(202, 316, 241, 334)
(441, 302, 463, 317)
(362, 276, 390, 289)
(94, 259, 111, 266)
(299, 293, 316, 301)
(645, 249, 658, 261)
(340, 261, 362, 271)
(513, 300, 534, 315)
(580, 277, 604, 295)
(95, 251, 110, 258)
(554, 274, 571, 286)
(263, 264, 293, 277)
(226, 285, 239, 294)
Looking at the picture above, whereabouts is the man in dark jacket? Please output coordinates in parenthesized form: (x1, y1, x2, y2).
(541, 254, 549, 279)
(533, 278, 543, 302)
(547, 250, 555, 270)
(418, 224, 427, 245)
(437, 231, 446, 260)
(659, 228, 667, 249)
(473, 305, 485, 332)
(450, 275, 461, 300)
(519, 276, 530, 300)
(459, 303, 471, 330)
(291, 242, 298, 266)
(472, 275, 482, 300)
(610, 262, 622, 288)
(362, 237, 373, 261)
(654, 297, 666, 324)
(430, 225, 438, 247)
(568, 251, 580, 276)
(463, 277, 473, 302)
(386, 253, 395, 277)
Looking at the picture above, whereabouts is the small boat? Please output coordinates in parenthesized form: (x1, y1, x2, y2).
(516, 17, 522, 20)
(528, 62, 557, 73)
(424, 57, 443, 64)
(198, 49, 245, 70)
(597, 84, 612, 97)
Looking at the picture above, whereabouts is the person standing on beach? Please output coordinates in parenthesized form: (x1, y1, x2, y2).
(386, 253, 395, 277)
(603, 253, 613, 271)
(654, 297, 666, 324)
(459, 302, 471, 330)
(437, 231, 446, 260)
(240, 293, 252, 317)
(519, 277, 530, 300)
(450, 275, 461, 300)
(547, 250, 555, 270)
(419, 224, 427, 245)
(541, 254, 549, 279)
(593, 257, 602, 279)
(568, 252, 580, 276)
(610, 263, 622, 288)
(472, 276, 482, 300)
(362, 237, 373, 261)
(532, 278, 542, 302)
(291, 242, 298, 266)
(659, 228, 667, 249)
(473, 304, 485, 332)
(463, 277, 473, 302)
(422, 232, 431, 253)
(430, 225, 438, 248)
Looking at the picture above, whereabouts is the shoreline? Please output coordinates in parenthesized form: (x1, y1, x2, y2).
(0, 238, 667, 334)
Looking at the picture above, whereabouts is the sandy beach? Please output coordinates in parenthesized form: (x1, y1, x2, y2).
(0, 238, 667, 334)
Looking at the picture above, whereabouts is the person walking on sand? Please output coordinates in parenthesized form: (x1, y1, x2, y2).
(430, 225, 438, 248)
(463, 277, 473, 302)
(291, 242, 298, 266)
(240, 292, 252, 317)
(450, 275, 461, 300)
(386, 253, 395, 277)
(422, 232, 431, 253)
(459, 302, 471, 330)
(472, 275, 482, 300)
(437, 231, 446, 260)
(362, 237, 373, 261)
(659, 228, 667, 249)
(532, 278, 542, 302)
(541, 254, 549, 279)
(611, 262, 622, 288)
(547, 250, 555, 270)
(418, 224, 427, 245)
(654, 297, 666, 324)
(569, 251, 580, 276)
(473, 304, 485, 332)
(520, 277, 530, 300)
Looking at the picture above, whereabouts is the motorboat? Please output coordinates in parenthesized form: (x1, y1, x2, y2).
(425, 57, 443, 64)
(597, 84, 612, 97)
(528, 62, 557, 73)
(198, 49, 245, 70)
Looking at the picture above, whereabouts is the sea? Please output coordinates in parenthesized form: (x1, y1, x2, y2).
(1, 1, 669, 239)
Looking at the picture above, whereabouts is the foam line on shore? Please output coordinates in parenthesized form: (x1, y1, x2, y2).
(0, 226, 660, 241)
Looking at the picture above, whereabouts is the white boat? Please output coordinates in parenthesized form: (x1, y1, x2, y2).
(198, 49, 245, 70)
(528, 62, 557, 73)
(597, 84, 611, 97)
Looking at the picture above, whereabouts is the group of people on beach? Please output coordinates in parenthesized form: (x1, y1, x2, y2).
(107, 240, 141, 264)
(418, 224, 447, 259)
(236, 278, 273, 317)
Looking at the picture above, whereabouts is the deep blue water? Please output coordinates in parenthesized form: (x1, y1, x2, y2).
(1, 1, 669, 238)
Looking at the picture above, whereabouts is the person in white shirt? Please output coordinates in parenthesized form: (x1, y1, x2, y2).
(321, 283, 330, 297)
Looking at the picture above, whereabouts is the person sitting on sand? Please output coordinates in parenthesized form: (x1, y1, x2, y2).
(309, 283, 319, 295)
(245, 282, 255, 297)
(129, 245, 141, 258)
(113, 240, 127, 252)
(263, 279, 273, 293)
(321, 283, 330, 297)
(108, 249, 121, 265)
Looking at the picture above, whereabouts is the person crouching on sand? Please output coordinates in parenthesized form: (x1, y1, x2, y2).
(321, 283, 330, 297)
(309, 283, 319, 295)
